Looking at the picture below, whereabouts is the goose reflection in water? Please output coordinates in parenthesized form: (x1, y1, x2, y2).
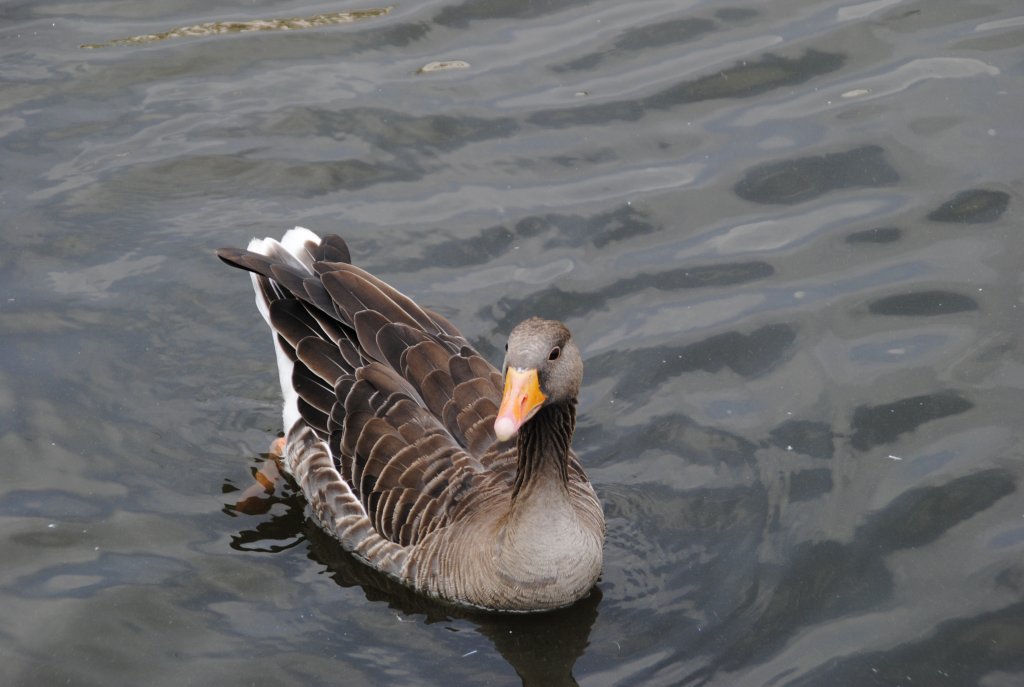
(223, 460, 600, 687)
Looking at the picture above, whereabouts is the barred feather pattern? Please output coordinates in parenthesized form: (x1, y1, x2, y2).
(217, 227, 604, 611)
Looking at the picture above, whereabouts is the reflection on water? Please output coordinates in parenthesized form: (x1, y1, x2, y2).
(224, 458, 600, 686)
(849, 391, 974, 450)
(2, 0, 1023, 685)
(927, 188, 1011, 224)
(529, 50, 846, 128)
(734, 145, 899, 205)
(867, 291, 979, 317)
(845, 226, 901, 244)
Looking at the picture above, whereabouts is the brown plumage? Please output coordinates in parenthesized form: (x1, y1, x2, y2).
(217, 228, 604, 612)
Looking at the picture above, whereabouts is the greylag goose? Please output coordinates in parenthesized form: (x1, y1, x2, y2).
(217, 228, 604, 612)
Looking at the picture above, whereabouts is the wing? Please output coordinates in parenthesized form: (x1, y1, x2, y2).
(217, 233, 507, 547)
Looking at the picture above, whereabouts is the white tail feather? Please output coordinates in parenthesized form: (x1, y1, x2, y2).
(248, 226, 323, 433)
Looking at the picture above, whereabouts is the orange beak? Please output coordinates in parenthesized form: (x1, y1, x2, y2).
(494, 367, 547, 442)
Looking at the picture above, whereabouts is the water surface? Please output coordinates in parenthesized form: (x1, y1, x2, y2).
(2, 1, 1023, 685)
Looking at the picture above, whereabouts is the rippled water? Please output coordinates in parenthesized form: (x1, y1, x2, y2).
(3, 1, 1023, 685)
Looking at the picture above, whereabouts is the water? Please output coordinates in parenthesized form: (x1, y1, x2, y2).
(2, 1, 1023, 685)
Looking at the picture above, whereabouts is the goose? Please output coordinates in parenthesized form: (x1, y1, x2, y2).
(217, 227, 604, 612)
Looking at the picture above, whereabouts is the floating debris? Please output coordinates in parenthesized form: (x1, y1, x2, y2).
(416, 60, 470, 75)
(81, 7, 391, 49)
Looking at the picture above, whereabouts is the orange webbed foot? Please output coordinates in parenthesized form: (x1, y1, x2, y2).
(231, 440, 285, 515)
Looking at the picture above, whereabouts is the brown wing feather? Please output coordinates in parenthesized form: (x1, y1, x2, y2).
(323, 268, 424, 332)
(335, 363, 486, 546)
(352, 309, 392, 364)
(219, 234, 506, 549)
(319, 261, 456, 337)
(315, 235, 352, 264)
(296, 338, 348, 386)
(292, 361, 335, 414)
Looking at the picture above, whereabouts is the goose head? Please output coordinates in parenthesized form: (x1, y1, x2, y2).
(494, 317, 582, 442)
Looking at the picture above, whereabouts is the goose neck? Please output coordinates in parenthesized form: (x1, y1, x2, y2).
(511, 401, 576, 501)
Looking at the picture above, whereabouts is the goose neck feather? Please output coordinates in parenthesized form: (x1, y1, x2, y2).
(511, 401, 576, 502)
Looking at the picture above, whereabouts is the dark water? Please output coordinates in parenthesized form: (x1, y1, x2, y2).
(3, 1, 1023, 685)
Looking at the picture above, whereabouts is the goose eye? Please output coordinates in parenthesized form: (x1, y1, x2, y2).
(548, 346, 561, 361)
(504, 343, 508, 352)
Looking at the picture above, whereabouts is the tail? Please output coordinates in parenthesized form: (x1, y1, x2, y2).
(217, 226, 349, 432)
